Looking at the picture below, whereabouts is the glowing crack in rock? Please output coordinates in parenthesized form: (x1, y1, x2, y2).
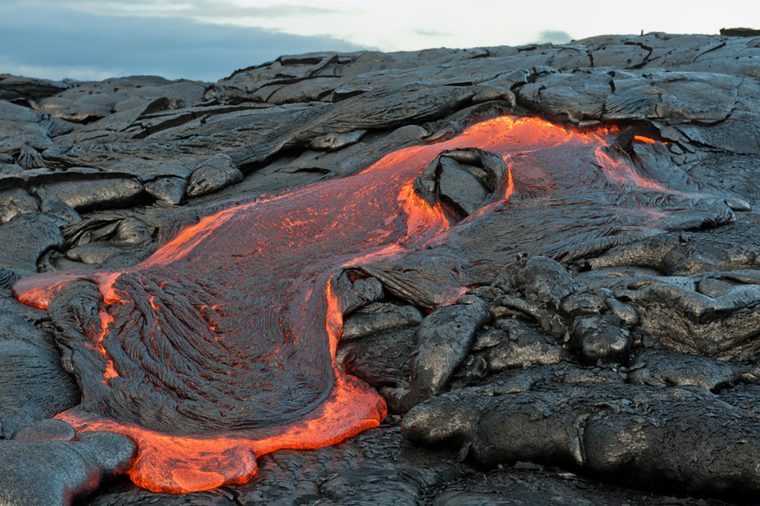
(13, 116, 670, 493)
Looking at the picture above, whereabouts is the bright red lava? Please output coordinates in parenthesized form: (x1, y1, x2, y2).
(12, 116, 665, 493)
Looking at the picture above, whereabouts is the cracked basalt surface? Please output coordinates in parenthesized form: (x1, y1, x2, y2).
(0, 32, 759, 504)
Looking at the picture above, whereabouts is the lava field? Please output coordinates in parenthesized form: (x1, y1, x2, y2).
(0, 32, 759, 505)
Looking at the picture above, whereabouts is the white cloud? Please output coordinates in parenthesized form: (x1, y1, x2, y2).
(17, 0, 760, 52)
(2, 0, 759, 81)
(97, 0, 755, 51)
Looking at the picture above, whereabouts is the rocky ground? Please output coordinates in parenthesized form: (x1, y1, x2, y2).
(0, 32, 759, 504)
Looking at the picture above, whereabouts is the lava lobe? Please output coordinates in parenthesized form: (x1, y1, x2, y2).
(13, 116, 666, 493)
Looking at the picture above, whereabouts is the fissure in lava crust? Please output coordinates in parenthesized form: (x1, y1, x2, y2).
(13, 116, 678, 493)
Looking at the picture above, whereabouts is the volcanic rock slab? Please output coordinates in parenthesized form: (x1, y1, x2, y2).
(402, 378, 760, 496)
(0, 32, 758, 505)
(0, 431, 135, 505)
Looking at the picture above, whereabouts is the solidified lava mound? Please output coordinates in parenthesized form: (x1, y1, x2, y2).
(0, 32, 759, 505)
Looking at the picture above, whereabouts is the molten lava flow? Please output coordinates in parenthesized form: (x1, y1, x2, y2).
(13, 272, 85, 310)
(94, 310, 118, 381)
(12, 116, 669, 493)
(633, 134, 657, 144)
(594, 148, 669, 192)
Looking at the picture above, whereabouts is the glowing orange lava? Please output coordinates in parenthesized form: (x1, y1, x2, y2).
(633, 134, 658, 144)
(12, 115, 668, 493)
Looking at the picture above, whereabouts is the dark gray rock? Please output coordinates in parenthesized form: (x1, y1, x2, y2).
(517, 72, 611, 123)
(342, 302, 422, 341)
(570, 315, 632, 363)
(517, 256, 578, 311)
(231, 426, 464, 506)
(63, 212, 154, 252)
(186, 154, 243, 197)
(144, 176, 186, 205)
(34, 186, 82, 226)
(0, 431, 136, 505)
(0, 100, 44, 123)
(414, 148, 509, 218)
(0, 187, 38, 223)
(628, 349, 743, 391)
(40, 176, 145, 212)
(295, 84, 477, 142)
(432, 465, 710, 506)
(64, 242, 144, 267)
(0, 212, 63, 272)
(0, 312, 79, 438)
(616, 274, 760, 359)
(339, 327, 417, 396)
(720, 383, 760, 417)
(12, 418, 76, 442)
(473, 318, 563, 372)
(0, 74, 69, 102)
(403, 297, 490, 406)
(471, 86, 517, 106)
(309, 129, 366, 151)
(359, 252, 467, 310)
(560, 290, 607, 318)
(37, 76, 205, 123)
(403, 379, 760, 497)
(85, 487, 233, 506)
(588, 224, 760, 276)
(581, 227, 760, 359)
(604, 297, 639, 326)
(439, 157, 490, 215)
(333, 271, 385, 314)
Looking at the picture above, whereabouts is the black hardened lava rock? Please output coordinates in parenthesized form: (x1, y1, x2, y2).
(0, 431, 135, 505)
(402, 378, 760, 497)
(0, 32, 758, 504)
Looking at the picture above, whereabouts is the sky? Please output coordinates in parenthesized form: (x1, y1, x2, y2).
(1, 0, 757, 82)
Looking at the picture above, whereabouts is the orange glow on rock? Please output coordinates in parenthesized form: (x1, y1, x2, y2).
(633, 134, 658, 144)
(500, 154, 516, 201)
(12, 272, 85, 310)
(594, 148, 669, 191)
(94, 310, 119, 380)
(12, 115, 669, 493)
(57, 370, 385, 492)
(397, 180, 451, 246)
